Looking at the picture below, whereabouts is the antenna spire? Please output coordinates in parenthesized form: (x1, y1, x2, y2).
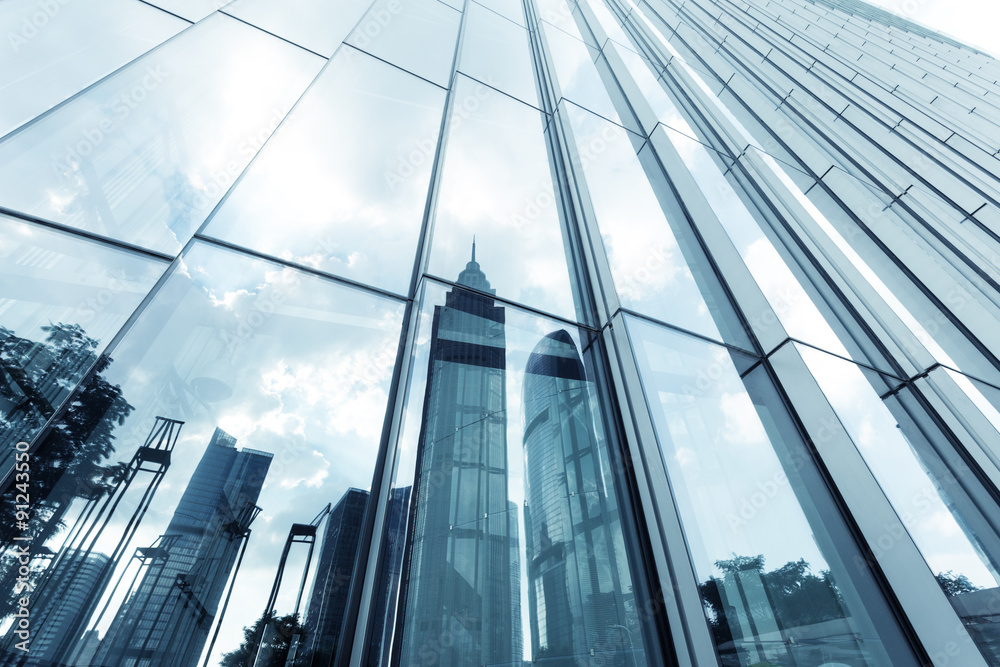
(472, 235, 476, 263)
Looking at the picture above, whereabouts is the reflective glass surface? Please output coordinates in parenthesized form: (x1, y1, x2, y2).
(626, 315, 905, 666)
(0, 14, 324, 254)
(0, 0, 188, 138)
(0, 243, 405, 666)
(0, 214, 167, 453)
(540, 21, 621, 124)
(144, 0, 224, 22)
(205, 47, 447, 295)
(799, 344, 1000, 662)
(562, 102, 751, 347)
(345, 0, 462, 88)
(223, 0, 374, 56)
(459, 1, 539, 108)
(3, 0, 1000, 664)
(654, 125, 848, 355)
(378, 278, 654, 666)
(477, 0, 526, 26)
(427, 75, 580, 322)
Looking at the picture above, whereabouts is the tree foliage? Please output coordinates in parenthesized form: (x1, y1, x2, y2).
(936, 570, 980, 596)
(219, 611, 306, 667)
(699, 554, 845, 650)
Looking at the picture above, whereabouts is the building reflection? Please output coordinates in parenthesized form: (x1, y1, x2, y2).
(297, 488, 367, 666)
(400, 244, 522, 666)
(93, 428, 270, 666)
(18, 549, 109, 666)
(523, 330, 640, 666)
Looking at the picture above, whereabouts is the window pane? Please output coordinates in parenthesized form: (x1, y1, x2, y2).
(345, 0, 461, 88)
(476, 0, 525, 26)
(626, 315, 911, 666)
(459, 1, 539, 108)
(563, 103, 751, 347)
(204, 47, 447, 295)
(0, 14, 324, 254)
(800, 344, 1000, 663)
(0, 243, 405, 667)
(0, 214, 166, 452)
(0, 0, 187, 138)
(427, 75, 581, 322)
(224, 0, 374, 56)
(375, 279, 655, 665)
(654, 124, 849, 355)
(539, 21, 619, 122)
(144, 0, 223, 22)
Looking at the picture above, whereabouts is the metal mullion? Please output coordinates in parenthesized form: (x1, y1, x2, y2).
(343, 2, 472, 663)
(0, 4, 195, 144)
(603, 313, 720, 667)
(342, 295, 420, 667)
(195, 234, 408, 304)
(0, 205, 175, 262)
(767, 341, 989, 666)
(5, 235, 195, 495)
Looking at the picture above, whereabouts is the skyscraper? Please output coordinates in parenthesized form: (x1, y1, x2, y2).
(93, 428, 271, 667)
(299, 488, 370, 666)
(400, 246, 521, 666)
(522, 330, 639, 665)
(3, 0, 1000, 665)
(9, 549, 109, 666)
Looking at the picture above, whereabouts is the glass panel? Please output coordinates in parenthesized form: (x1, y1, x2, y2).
(578, 0, 633, 50)
(0, 243, 405, 667)
(144, 0, 224, 22)
(626, 315, 910, 667)
(535, 0, 597, 49)
(947, 369, 1000, 436)
(375, 278, 655, 666)
(609, 43, 701, 140)
(540, 21, 621, 123)
(345, 0, 461, 88)
(204, 47, 447, 295)
(562, 102, 752, 347)
(799, 344, 1000, 663)
(224, 0, 374, 56)
(475, 0, 525, 27)
(427, 75, 580, 322)
(0, 214, 166, 453)
(655, 124, 851, 355)
(0, 14, 324, 255)
(459, 1, 539, 108)
(0, 0, 187, 138)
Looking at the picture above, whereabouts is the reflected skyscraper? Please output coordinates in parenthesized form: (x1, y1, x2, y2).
(8, 549, 109, 666)
(367, 486, 411, 666)
(401, 244, 521, 666)
(299, 488, 369, 666)
(93, 428, 271, 667)
(522, 331, 639, 665)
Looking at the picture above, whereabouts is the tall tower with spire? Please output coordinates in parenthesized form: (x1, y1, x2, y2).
(400, 242, 520, 665)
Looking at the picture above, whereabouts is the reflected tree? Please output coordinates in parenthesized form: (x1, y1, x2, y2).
(699, 554, 845, 646)
(936, 570, 980, 596)
(220, 611, 306, 667)
(0, 323, 132, 615)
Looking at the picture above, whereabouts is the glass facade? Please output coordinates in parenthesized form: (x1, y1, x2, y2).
(2, 0, 1000, 665)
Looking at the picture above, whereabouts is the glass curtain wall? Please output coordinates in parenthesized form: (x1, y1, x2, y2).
(2, 0, 1000, 665)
